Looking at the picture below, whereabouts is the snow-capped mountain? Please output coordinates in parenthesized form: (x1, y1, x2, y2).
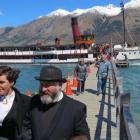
(47, 9, 70, 17)
(45, 4, 121, 17)
(40, 0, 140, 18)
(125, 0, 140, 8)
(69, 4, 121, 17)
(89, 4, 121, 17)
(0, 0, 140, 46)
(71, 8, 88, 16)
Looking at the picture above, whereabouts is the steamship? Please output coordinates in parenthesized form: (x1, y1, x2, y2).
(0, 17, 95, 64)
(0, 44, 95, 64)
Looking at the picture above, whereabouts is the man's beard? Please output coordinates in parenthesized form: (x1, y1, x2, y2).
(39, 88, 59, 105)
(40, 94, 54, 104)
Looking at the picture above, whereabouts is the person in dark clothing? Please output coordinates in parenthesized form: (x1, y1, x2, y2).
(0, 66, 31, 140)
(75, 58, 87, 95)
(21, 65, 90, 140)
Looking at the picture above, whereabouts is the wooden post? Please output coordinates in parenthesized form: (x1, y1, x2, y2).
(120, 92, 130, 140)
(116, 77, 123, 98)
(116, 77, 123, 134)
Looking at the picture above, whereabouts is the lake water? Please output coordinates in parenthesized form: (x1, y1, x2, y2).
(10, 64, 76, 94)
(2, 64, 140, 134)
(119, 66, 140, 134)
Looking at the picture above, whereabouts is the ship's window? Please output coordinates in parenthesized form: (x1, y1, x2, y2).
(129, 53, 131, 54)
(134, 52, 136, 54)
(122, 53, 123, 55)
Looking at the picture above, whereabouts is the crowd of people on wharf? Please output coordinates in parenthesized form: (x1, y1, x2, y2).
(74, 43, 112, 96)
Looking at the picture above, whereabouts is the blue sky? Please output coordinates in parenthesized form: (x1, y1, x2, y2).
(0, 0, 129, 27)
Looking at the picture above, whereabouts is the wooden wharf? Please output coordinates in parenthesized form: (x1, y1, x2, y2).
(65, 62, 140, 140)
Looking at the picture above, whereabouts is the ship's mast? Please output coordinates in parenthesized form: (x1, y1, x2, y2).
(120, 0, 126, 46)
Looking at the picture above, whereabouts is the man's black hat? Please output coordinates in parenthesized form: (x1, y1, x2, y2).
(35, 65, 66, 83)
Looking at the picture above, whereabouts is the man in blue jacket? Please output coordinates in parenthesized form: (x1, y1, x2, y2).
(96, 55, 112, 95)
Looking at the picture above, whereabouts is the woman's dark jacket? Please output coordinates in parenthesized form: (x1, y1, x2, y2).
(0, 87, 31, 140)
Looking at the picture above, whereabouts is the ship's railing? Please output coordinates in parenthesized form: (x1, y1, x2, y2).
(112, 60, 140, 140)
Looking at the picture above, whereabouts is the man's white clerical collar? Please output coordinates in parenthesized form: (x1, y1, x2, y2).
(52, 91, 63, 103)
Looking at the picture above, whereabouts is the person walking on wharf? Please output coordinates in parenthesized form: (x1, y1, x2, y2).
(21, 65, 90, 140)
(75, 58, 88, 95)
(96, 55, 112, 95)
(0, 66, 31, 140)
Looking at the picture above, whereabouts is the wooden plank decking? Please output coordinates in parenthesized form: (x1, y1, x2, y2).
(67, 65, 119, 140)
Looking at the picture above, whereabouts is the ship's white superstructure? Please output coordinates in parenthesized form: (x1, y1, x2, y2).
(114, 44, 140, 65)
(0, 46, 95, 64)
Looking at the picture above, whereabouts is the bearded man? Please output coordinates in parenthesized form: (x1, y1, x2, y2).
(21, 65, 90, 140)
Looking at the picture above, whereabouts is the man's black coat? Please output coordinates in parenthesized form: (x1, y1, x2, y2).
(22, 94, 90, 140)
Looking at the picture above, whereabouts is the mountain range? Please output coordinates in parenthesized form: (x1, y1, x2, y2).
(0, 0, 140, 46)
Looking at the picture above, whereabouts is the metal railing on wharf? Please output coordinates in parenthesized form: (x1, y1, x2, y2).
(112, 60, 140, 140)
